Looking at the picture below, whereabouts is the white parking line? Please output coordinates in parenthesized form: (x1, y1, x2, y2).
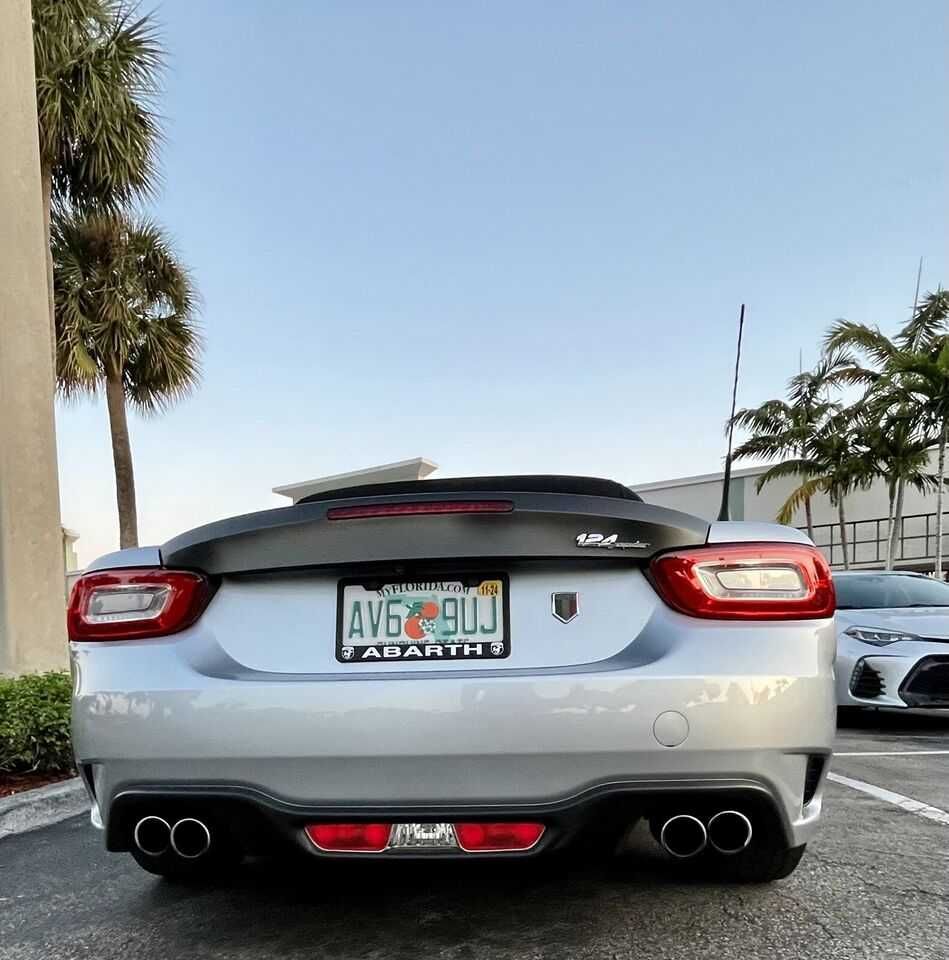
(835, 750, 949, 757)
(827, 772, 949, 827)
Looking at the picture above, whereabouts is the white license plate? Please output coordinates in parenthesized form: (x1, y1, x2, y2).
(336, 576, 509, 663)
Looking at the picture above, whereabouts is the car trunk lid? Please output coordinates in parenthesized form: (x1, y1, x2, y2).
(161, 476, 708, 674)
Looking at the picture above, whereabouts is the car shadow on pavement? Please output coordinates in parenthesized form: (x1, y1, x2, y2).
(129, 845, 773, 959)
(837, 707, 949, 734)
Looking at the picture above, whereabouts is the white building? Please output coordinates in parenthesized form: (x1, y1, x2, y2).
(635, 452, 946, 571)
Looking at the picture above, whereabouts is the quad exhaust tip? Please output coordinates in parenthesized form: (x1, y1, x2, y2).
(659, 814, 708, 859)
(134, 816, 211, 859)
(707, 810, 753, 855)
(658, 810, 753, 859)
(133, 816, 171, 857)
(170, 817, 212, 859)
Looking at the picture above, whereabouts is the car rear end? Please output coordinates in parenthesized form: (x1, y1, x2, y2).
(69, 476, 835, 881)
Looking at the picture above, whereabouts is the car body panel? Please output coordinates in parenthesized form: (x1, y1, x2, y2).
(84, 545, 161, 572)
(706, 521, 812, 545)
(183, 566, 669, 675)
(837, 607, 949, 638)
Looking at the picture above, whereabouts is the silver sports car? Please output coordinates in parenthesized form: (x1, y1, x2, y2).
(69, 476, 835, 883)
(835, 570, 949, 710)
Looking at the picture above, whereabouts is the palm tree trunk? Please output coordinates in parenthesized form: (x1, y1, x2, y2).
(889, 477, 906, 571)
(937, 425, 947, 579)
(837, 494, 850, 570)
(884, 481, 895, 571)
(803, 496, 815, 542)
(41, 166, 57, 370)
(105, 371, 139, 549)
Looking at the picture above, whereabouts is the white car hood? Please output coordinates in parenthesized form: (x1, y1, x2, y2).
(836, 606, 949, 639)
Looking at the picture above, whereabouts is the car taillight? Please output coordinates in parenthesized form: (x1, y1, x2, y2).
(453, 822, 545, 852)
(326, 500, 513, 520)
(67, 569, 212, 641)
(649, 543, 834, 620)
(305, 823, 392, 852)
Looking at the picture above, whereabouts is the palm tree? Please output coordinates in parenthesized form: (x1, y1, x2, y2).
(826, 291, 949, 575)
(852, 401, 940, 569)
(823, 324, 928, 568)
(881, 430, 940, 569)
(52, 210, 201, 548)
(890, 292, 949, 575)
(731, 354, 846, 540)
(33, 0, 162, 342)
(863, 408, 935, 570)
(756, 409, 869, 569)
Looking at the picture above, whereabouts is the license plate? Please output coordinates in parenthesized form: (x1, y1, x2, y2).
(336, 575, 509, 664)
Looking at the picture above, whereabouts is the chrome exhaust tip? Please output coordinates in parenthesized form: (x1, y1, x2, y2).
(659, 814, 708, 859)
(133, 816, 171, 857)
(170, 818, 212, 859)
(707, 810, 752, 855)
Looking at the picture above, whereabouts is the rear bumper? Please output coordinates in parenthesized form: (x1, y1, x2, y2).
(74, 662, 834, 852)
(102, 779, 807, 859)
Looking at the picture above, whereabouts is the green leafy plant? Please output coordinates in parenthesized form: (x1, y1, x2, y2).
(0, 672, 74, 774)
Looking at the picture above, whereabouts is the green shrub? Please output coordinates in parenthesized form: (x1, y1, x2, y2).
(0, 671, 73, 773)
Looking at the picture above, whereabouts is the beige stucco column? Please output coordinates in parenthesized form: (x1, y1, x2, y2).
(0, 0, 67, 673)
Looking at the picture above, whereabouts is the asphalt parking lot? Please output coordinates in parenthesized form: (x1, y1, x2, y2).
(2, 713, 948, 960)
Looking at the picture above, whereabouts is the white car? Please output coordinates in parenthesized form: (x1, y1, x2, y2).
(835, 570, 949, 709)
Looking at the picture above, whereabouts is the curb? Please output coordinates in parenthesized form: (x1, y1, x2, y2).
(0, 777, 88, 840)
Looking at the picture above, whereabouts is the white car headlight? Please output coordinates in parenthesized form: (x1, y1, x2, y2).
(844, 626, 919, 646)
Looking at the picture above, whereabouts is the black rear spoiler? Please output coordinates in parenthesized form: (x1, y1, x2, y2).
(297, 475, 645, 504)
(161, 475, 708, 576)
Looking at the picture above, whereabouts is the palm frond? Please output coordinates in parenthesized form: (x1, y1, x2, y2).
(33, 0, 164, 207)
(729, 400, 793, 435)
(898, 290, 949, 352)
(732, 435, 791, 463)
(776, 476, 828, 526)
(823, 321, 897, 367)
(52, 208, 202, 411)
(754, 458, 821, 493)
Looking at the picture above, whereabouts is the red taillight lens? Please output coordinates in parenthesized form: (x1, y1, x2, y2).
(327, 500, 513, 520)
(67, 569, 212, 641)
(454, 822, 545, 852)
(649, 543, 835, 620)
(305, 823, 392, 852)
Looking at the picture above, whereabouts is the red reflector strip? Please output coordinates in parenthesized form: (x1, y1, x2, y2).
(305, 823, 392, 852)
(303, 821, 545, 854)
(454, 822, 545, 852)
(327, 500, 514, 520)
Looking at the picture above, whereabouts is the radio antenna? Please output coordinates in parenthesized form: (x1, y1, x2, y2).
(717, 303, 746, 522)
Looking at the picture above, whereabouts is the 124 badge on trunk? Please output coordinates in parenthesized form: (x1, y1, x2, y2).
(336, 578, 509, 663)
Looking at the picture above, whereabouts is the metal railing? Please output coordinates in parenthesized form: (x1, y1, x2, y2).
(803, 511, 949, 569)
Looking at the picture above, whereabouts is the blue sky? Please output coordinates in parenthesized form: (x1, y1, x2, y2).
(57, 0, 948, 565)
